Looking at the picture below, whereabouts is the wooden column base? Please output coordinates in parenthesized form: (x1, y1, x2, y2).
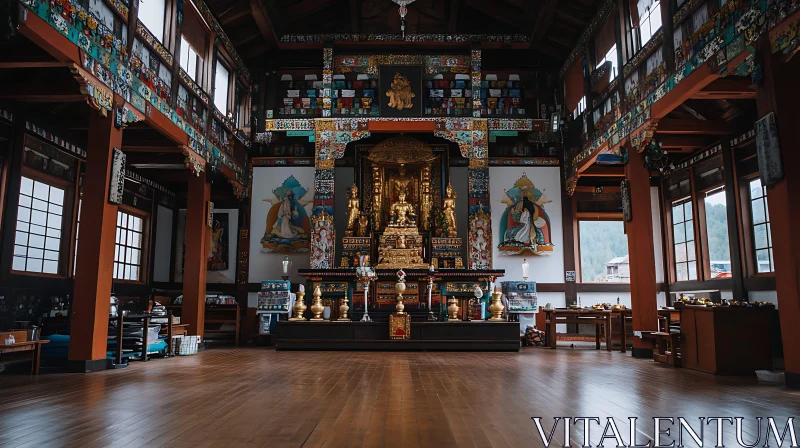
(787, 372, 800, 389)
(66, 359, 108, 373)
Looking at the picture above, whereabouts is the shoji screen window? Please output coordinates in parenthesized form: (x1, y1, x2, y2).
(114, 210, 145, 281)
(13, 177, 65, 274)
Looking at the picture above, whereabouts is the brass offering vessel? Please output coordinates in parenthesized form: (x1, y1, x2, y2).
(488, 288, 505, 321)
(310, 286, 325, 321)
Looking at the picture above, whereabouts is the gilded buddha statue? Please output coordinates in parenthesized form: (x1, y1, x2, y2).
(390, 189, 417, 228)
(442, 182, 457, 237)
(391, 165, 413, 200)
(345, 184, 360, 237)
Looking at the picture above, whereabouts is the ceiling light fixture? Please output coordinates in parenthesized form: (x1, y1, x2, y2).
(391, 0, 417, 39)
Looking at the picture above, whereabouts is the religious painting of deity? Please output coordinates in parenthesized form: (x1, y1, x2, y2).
(310, 208, 334, 269)
(259, 175, 313, 253)
(468, 204, 492, 269)
(497, 173, 555, 255)
(207, 213, 229, 270)
(379, 65, 422, 117)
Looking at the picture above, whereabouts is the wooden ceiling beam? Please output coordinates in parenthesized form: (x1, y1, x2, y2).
(465, 0, 522, 27)
(249, 0, 280, 50)
(580, 166, 625, 177)
(691, 77, 756, 100)
(283, 0, 333, 23)
(220, 7, 253, 26)
(0, 75, 85, 102)
(678, 103, 708, 120)
(350, 0, 361, 33)
(658, 118, 736, 135)
(233, 33, 260, 46)
(546, 33, 575, 49)
(554, 9, 588, 27)
(0, 94, 85, 102)
(240, 45, 268, 59)
(449, 0, 461, 33)
(658, 134, 709, 149)
(122, 145, 181, 153)
(530, 0, 559, 49)
(0, 61, 71, 69)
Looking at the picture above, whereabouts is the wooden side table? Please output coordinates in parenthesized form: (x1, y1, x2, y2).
(0, 340, 50, 374)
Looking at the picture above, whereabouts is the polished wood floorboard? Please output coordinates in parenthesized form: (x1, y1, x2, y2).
(1, 347, 799, 448)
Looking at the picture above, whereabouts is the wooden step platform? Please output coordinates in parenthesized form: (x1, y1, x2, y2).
(275, 320, 520, 351)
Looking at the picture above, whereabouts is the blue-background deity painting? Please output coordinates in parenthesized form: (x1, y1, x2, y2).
(261, 175, 313, 252)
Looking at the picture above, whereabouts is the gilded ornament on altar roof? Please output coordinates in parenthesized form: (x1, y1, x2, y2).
(386, 72, 416, 110)
(363, 136, 435, 164)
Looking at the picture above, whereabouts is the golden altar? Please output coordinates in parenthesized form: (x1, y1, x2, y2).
(340, 136, 462, 270)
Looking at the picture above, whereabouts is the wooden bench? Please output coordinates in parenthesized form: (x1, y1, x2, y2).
(0, 331, 50, 375)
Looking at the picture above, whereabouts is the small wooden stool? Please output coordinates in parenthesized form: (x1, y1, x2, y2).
(652, 332, 681, 367)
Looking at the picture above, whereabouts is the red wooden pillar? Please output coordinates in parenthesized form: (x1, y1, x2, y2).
(182, 170, 210, 338)
(625, 146, 659, 356)
(68, 112, 122, 371)
(755, 42, 800, 388)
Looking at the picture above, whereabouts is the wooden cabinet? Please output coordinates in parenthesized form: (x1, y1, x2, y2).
(679, 305, 773, 375)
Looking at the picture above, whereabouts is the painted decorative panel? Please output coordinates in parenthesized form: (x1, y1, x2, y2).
(251, 167, 315, 253)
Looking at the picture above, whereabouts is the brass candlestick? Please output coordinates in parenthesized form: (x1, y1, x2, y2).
(488, 288, 505, 321)
(447, 297, 460, 321)
(310, 286, 325, 321)
(289, 287, 307, 321)
(338, 298, 350, 321)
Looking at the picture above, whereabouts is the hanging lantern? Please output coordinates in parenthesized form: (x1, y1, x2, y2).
(391, 0, 417, 39)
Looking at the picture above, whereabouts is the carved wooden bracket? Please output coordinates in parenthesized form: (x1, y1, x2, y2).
(181, 145, 205, 176)
(630, 119, 659, 153)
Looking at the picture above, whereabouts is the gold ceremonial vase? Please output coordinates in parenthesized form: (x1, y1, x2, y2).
(310, 286, 325, 321)
(488, 289, 506, 321)
(338, 298, 350, 321)
(447, 297, 460, 321)
(289, 289, 307, 321)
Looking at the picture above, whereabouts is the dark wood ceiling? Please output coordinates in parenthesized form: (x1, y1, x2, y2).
(206, 0, 603, 69)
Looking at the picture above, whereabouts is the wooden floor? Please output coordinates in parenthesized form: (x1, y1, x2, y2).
(1, 347, 799, 448)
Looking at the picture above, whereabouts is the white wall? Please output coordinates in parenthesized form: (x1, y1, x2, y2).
(489, 166, 564, 282)
(152, 205, 173, 282)
(248, 167, 315, 285)
(173, 208, 238, 283)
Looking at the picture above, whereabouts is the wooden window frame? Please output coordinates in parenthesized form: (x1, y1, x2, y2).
(113, 205, 151, 284)
(213, 49, 236, 116)
(695, 180, 730, 282)
(178, 1, 213, 91)
(575, 215, 630, 284)
(739, 172, 775, 278)
(10, 167, 76, 278)
(669, 196, 698, 283)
